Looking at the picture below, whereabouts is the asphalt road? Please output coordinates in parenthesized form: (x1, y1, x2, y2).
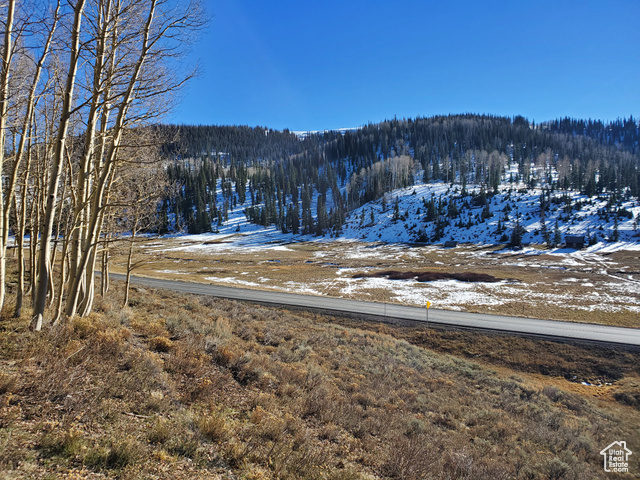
(111, 273, 640, 347)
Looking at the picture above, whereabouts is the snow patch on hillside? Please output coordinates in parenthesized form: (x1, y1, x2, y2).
(335, 181, 640, 247)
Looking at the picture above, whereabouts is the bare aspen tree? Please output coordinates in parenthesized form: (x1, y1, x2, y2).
(64, 0, 203, 318)
(0, 0, 203, 327)
(14, 132, 34, 317)
(32, 0, 86, 330)
(0, 0, 16, 313)
(110, 149, 170, 307)
(100, 210, 117, 296)
(7, 3, 60, 317)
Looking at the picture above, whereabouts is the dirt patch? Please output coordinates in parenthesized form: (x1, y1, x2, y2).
(353, 270, 504, 283)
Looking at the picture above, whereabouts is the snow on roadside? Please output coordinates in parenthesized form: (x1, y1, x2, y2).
(204, 276, 260, 287)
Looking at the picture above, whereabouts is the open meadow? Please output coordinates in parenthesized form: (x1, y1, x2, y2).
(107, 231, 640, 328)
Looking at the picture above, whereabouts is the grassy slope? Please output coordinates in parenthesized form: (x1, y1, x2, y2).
(1, 284, 639, 480)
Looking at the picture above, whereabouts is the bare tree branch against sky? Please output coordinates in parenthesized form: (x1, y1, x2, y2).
(171, 0, 640, 131)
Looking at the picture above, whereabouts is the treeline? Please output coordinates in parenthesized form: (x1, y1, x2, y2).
(324, 115, 640, 196)
(154, 124, 308, 164)
(541, 116, 639, 153)
(162, 114, 640, 235)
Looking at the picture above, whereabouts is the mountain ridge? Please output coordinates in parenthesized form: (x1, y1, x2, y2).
(154, 114, 640, 246)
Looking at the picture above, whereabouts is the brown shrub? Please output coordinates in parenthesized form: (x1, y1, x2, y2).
(613, 376, 640, 409)
(381, 434, 439, 480)
(92, 327, 131, 357)
(185, 376, 222, 403)
(0, 373, 17, 395)
(70, 315, 100, 339)
(149, 336, 173, 352)
(213, 343, 242, 367)
(166, 430, 199, 459)
(38, 427, 86, 459)
(213, 316, 233, 339)
(542, 385, 562, 402)
(148, 418, 171, 445)
(84, 436, 143, 470)
(130, 315, 167, 338)
(198, 412, 230, 443)
(301, 384, 338, 420)
(164, 342, 206, 377)
(318, 423, 341, 443)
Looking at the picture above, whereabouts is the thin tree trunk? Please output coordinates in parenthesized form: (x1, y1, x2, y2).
(53, 234, 71, 325)
(14, 194, 24, 317)
(101, 245, 110, 295)
(7, 2, 59, 318)
(79, 250, 96, 317)
(48, 169, 70, 308)
(0, 0, 16, 313)
(66, 0, 158, 318)
(14, 129, 34, 318)
(80, 173, 114, 317)
(32, 0, 86, 330)
(28, 197, 38, 299)
(123, 215, 139, 307)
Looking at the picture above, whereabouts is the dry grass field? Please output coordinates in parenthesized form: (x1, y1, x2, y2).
(1, 282, 638, 479)
(107, 236, 640, 327)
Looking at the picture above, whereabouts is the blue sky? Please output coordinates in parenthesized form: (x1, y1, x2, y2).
(170, 0, 640, 131)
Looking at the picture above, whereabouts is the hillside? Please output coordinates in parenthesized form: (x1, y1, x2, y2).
(1, 283, 639, 479)
(158, 115, 640, 246)
(338, 180, 640, 245)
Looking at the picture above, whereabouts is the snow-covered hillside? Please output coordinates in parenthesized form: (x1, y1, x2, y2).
(205, 177, 639, 249)
(337, 181, 640, 246)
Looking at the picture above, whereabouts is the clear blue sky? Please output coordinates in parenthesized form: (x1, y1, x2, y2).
(170, 0, 640, 131)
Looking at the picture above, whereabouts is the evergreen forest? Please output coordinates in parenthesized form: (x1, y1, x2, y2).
(155, 114, 640, 237)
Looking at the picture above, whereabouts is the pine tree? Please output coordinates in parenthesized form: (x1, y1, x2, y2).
(392, 197, 400, 222)
(540, 194, 550, 248)
(553, 219, 562, 247)
(292, 205, 300, 234)
(510, 220, 524, 248)
(448, 201, 459, 219)
(541, 219, 550, 248)
(481, 203, 492, 220)
(158, 201, 169, 234)
(612, 215, 619, 242)
(423, 164, 430, 184)
(426, 198, 436, 222)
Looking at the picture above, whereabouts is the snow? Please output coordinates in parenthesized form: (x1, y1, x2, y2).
(146, 170, 640, 316)
(145, 228, 640, 315)
(155, 270, 190, 275)
(164, 152, 640, 253)
(292, 127, 360, 139)
(204, 277, 260, 287)
(334, 181, 640, 246)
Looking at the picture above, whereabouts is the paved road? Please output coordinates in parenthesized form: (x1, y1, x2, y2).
(111, 273, 640, 347)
